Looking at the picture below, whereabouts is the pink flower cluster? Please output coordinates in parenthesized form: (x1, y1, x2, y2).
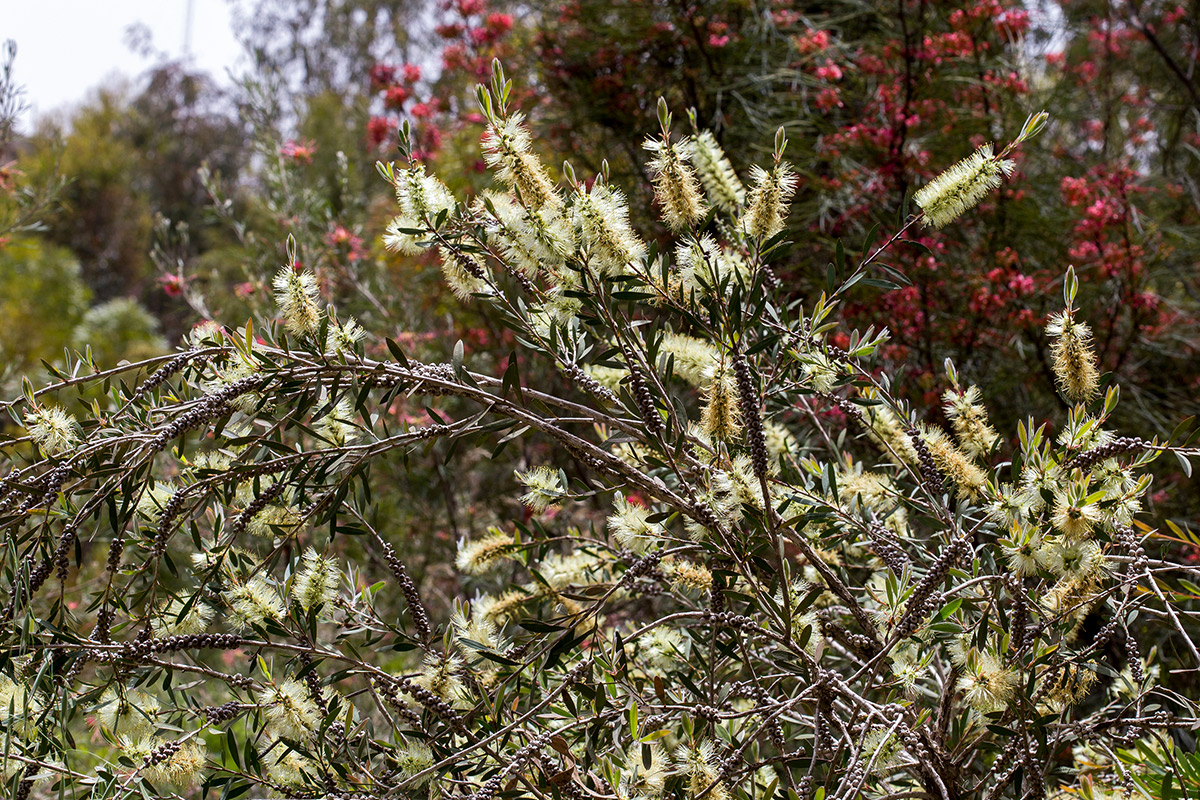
(366, 0, 515, 159)
(278, 139, 317, 164)
(325, 225, 366, 263)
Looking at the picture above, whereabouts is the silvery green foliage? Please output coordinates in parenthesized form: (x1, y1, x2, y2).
(2, 71, 1197, 800)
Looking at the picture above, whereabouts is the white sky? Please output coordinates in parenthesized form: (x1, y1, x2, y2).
(3, 0, 245, 129)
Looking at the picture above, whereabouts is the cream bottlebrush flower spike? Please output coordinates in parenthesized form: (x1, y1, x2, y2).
(291, 547, 340, 611)
(913, 143, 1014, 229)
(481, 112, 560, 210)
(744, 163, 798, 241)
(455, 527, 519, 575)
(437, 248, 492, 300)
(24, 405, 81, 457)
(686, 126, 745, 214)
(572, 182, 646, 276)
(1048, 267, 1100, 403)
(515, 465, 565, 512)
(700, 362, 743, 441)
(273, 264, 322, 337)
(914, 110, 1047, 229)
(383, 162, 459, 255)
(325, 314, 365, 355)
(942, 362, 999, 459)
(475, 59, 559, 211)
(645, 135, 707, 230)
(644, 98, 708, 230)
(743, 126, 798, 240)
(258, 678, 320, 739)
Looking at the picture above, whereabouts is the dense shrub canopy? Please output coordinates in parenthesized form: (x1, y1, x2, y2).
(2, 60, 1200, 800)
(2, 3, 1200, 799)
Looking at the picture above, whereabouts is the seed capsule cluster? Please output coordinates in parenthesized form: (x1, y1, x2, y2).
(147, 375, 266, 453)
(625, 359, 666, 439)
(558, 361, 618, 405)
(469, 732, 552, 800)
(141, 739, 181, 767)
(866, 522, 910, 574)
(151, 488, 190, 556)
(1004, 574, 1032, 652)
(378, 680, 424, 727)
(228, 480, 287, 538)
(129, 349, 205, 403)
(375, 537, 432, 642)
(1068, 436, 1146, 471)
(121, 633, 242, 659)
(908, 428, 947, 495)
(619, 549, 663, 588)
(298, 650, 329, 715)
(393, 676, 464, 729)
(202, 700, 242, 724)
(701, 609, 757, 630)
(728, 681, 785, 747)
(732, 351, 768, 480)
(893, 537, 970, 638)
(406, 362, 459, 396)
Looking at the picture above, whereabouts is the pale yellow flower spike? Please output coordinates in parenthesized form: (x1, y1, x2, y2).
(644, 133, 707, 231)
(914, 144, 1014, 229)
(686, 130, 745, 214)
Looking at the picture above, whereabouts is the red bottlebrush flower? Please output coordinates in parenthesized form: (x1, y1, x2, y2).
(795, 28, 830, 53)
(708, 33, 730, 47)
(158, 274, 186, 297)
(326, 225, 366, 261)
(234, 282, 257, 299)
(384, 85, 411, 109)
(1130, 291, 1160, 311)
(402, 63, 422, 83)
(410, 102, 434, 119)
(995, 8, 1030, 33)
(815, 87, 843, 109)
(456, 0, 486, 15)
(279, 139, 317, 164)
(1164, 5, 1188, 24)
(369, 63, 396, 90)
(367, 116, 395, 148)
(442, 43, 468, 71)
(815, 60, 843, 81)
(1007, 274, 1035, 295)
(0, 160, 21, 192)
(435, 22, 466, 38)
(485, 12, 513, 34)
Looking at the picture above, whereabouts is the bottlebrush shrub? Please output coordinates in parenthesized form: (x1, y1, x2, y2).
(523, 0, 1200, 469)
(3, 66, 1199, 800)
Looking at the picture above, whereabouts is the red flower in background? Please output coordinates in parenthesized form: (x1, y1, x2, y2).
(486, 12, 513, 34)
(369, 63, 396, 90)
(158, 274, 186, 297)
(326, 225, 366, 262)
(367, 116, 396, 149)
(384, 85, 411, 109)
(278, 139, 317, 164)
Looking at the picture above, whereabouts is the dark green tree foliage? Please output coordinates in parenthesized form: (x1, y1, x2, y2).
(0, 238, 89, 382)
(26, 66, 244, 303)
